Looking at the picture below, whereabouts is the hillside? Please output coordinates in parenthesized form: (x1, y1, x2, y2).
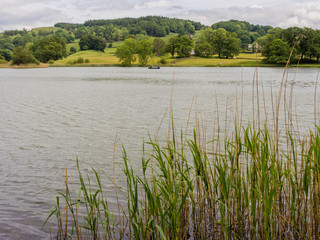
(2, 16, 319, 67)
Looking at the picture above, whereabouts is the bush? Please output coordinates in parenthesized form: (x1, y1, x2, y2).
(85, 59, 90, 63)
(76, 57, 84, 64)
(160, 58, 167, 64)
(11, 46, 39, 65)
(69, 46, 77, 55)
(48, 60, 55, 64)
(0, 49, 12, 61)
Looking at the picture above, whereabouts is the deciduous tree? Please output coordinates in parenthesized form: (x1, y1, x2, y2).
(12, 46, 38, 65)
(79, 34, 106, 52)
(115, 38, 137, 66)
(30, 36, 67, 62)
(137, 39, 152, 66)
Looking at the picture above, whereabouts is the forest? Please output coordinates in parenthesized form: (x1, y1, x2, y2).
(0, 16, 319, 66)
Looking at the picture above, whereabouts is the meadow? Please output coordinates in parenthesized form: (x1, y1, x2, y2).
(52, 51, 266, 67)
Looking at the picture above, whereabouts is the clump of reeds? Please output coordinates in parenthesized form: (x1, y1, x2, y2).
(44, 121, 320, 239)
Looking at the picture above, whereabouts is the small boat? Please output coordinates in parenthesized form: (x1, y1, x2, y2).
(148, 65, 160, 69)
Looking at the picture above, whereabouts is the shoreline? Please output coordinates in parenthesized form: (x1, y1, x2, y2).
(1, 63, 319, 68)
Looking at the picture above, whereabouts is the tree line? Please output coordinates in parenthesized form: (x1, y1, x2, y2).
(1, 16, 320, 65)
(256, 27, 320, 63)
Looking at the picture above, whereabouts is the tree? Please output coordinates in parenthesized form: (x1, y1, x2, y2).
(30, 36, 67, 62)
(236, 30, 251, 49)
(13, 36, 27, 47)
(11, 46, 38, 65)
(0, 49, 12, 61)
(221, 33, 241, 58)
(213, 28, 228, 58)
(194, 42, 214, 57)
(184, 22, 195, 35)
(257, 34, 277, 58)
(153, 38, 166, 56)
(69, 46, 77, 54)
(198, 28, 215, 46)
(165, 36, 180, 57)
(137, 39, 153, 66)
(176, 35, 194, 57)
(79, 34, 106, 52)
(265, 39, 290, 64)
(115, 38, 137, 66)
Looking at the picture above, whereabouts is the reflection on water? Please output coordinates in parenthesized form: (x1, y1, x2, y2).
(0, 67, 319, 238)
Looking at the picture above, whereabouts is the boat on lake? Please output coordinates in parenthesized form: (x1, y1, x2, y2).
(148, 65, 160, 69)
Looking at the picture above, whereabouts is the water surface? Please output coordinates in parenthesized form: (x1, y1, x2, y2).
(0, 67, 318, 238)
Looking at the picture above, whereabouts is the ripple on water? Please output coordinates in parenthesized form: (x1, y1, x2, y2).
(0, 67, 319, 238)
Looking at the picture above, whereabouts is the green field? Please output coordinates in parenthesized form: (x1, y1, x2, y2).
(52, 50, 268, 67)
(53, 50, 119, 66)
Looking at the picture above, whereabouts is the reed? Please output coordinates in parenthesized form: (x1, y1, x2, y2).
(45, 59, 320, 239)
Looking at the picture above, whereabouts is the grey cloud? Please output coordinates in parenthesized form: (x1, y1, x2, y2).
(1, 0, 320, 31)
(0, 6, 68, 30)
(171, 3, 320, 28)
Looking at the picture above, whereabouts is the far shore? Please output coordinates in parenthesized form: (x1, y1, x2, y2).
(1, 52, 319, 68)
(0, 63, 49, 69)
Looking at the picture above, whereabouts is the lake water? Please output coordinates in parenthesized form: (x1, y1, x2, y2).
(0, 67, 319, 239)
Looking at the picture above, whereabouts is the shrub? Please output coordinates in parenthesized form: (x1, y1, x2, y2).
(11, 46, 39, 65)
(160, 58, 167, 64)
(69, 46, 77, 55)
(76, 57, 84, 64)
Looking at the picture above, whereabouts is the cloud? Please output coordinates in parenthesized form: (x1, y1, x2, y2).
(0, 3, 68, 30)
(1, 0, 320, 31)
(172, 1, 320, 28)
(278, 1, 320, 28)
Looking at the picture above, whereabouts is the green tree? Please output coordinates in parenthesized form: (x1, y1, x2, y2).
(221, 32, 241, 58)
(184, 22, 195, 35)
(176, 35, 194, 57)
(213, 28, 228, 58)
(13, 36, 27, 47)
(236, 30, 251, 49)
(11, 46, 38, 65)
(194, 42, 214, 57)
(154, 26, 166, 37)
(79, 34, 106, 52)
(0, 49, 12, 61)
(165, 36, 180, 57)
(137, 39, 153, 66)
(30, 36, 67, 62)
(198, 28, 215, 46)
(265, 39, 290, 64)
(74, 27, 88, 39)
(69, 46, 77, 54)
(257, 34, 277, 57)
(115, 38, 137, 66)
(153, 38, 166, 56)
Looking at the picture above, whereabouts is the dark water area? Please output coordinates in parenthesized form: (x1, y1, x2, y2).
(0, 67, 319, 239)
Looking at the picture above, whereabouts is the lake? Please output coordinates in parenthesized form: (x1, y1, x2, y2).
(0, 67, 319, 239)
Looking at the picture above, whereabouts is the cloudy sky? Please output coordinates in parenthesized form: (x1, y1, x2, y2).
(1, 0, 320, 31)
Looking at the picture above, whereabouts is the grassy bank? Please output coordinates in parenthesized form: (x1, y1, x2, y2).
(0, 63, 49, 68)
(50, 52, 320, 68)
(51, 52, 269, 67)
(1, 51, 319, 68)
